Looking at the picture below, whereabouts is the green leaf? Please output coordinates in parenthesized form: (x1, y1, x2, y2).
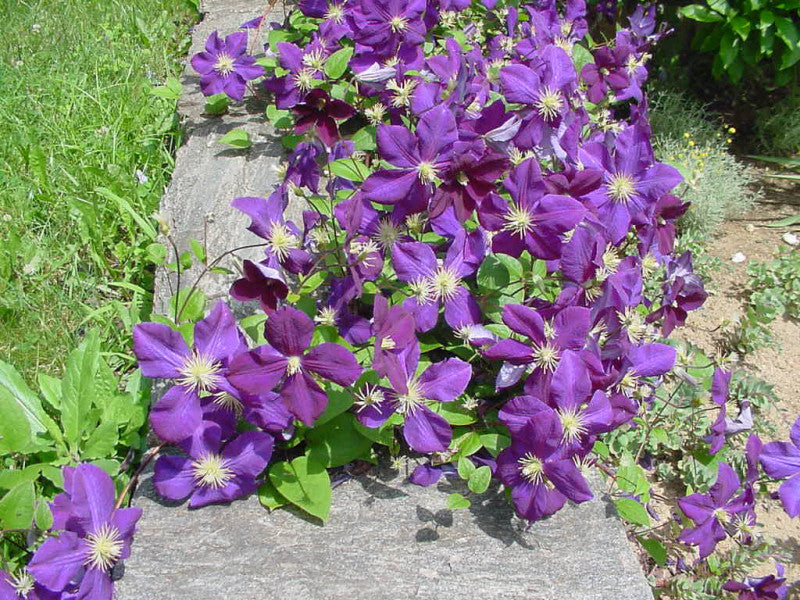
(730, 16, 751, 40)
(150, 77, 182, 100)
(269, 456, 331, 522)
(95, 187, 157, 240)
(432, 401, 477, 425)
(614, 498, 650, 527)
(146, 242, 168, 265)
(351, 127, 376, 152)
(479, 432, 510, 457)
(61, 331, 101, 449)
(0, 481, 35, 530)
(467, 466, 492, 494)
(719, 31, 739, 67)
(28, 145, 49, 188)
(204, 93, 229, 115)
(328, 158, 368, 182)
(81, 422, 119, 459)
(35, 500, 53, 531)
(169, 288, 207, 322)
(258, 478, 287, 511)
(306, 413, 372, 468)
(324, 46, 353, 79)
(219, 128, 251, 149)
(452, 431, 484, 458)
(571, 44, 594, 71)
(774, 16, 798, 48)
(679, 4, 724, 21)
(314, 385, 354, 426)
(592, 440, 610, 459)
(639, 537, 667, 566)
(457, 457, 476, 479)
(189, 239, 206, 264)
(0, 360, 50, 440)
(447, 492, 471, 510)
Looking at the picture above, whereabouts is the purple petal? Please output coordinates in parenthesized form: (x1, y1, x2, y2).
(132, 322, 189, 379)
(544, 459, 593, 503)
(512, 480, 566, 521)
(227, 345, 288, 395)
(403, 405, 452, 453)
(502, 304, 545, 341)
(153, 455, 197, 502)
(77, 568, 113, 600)
(149, 386, 203, 443)
(482, 339, 533, 365)
(409, 464, 443, 487)
(265, 306, 314, 355)
(193, 302, 241, 363)
(302, 343, 362, 386)
(553, 306, 591, 350)
(28, 532, 85, 592)
(443, 286, 482, 330)
(760, 442, 800, 480)
(361, 169, 422, 205)
(222, 430, 274, 478)
(778, 474, 800, 518)
(549, 350, 591, 410)
(629, 343, 676, 377)
(498, 395, 551, 435)
(709, 462, 740, 506)
(392, 241, 437, 282)
(69, 463, 115, 532)
(418, 358, 472, 402)
(280, 373, 328, 426)
(416, 103, 458, 161)
(375, 124, 420, 168)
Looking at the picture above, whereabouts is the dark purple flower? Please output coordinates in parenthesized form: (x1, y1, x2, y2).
(356, 341, 472, 453)
(392, 228, 485, 331)
(348, 0, 427, 55)
(264, 41, 328, 109)
(372, 294, 416, 377)
(646, 252, 707, 336)
(678, 462, 752, 558)
(227, 306, 362, 425)
(759, 416, 800, 518)
(705, 368, 731, 455)
(292, 89, 355, 146)
(0, 569, 60, 600)
(360, 104, 458, 215)
(28, 464, 142, 599)
(580, 46, 630, 104)
(723, 564, 788, 600)
(230, 259, 289, 313)
(496, 409, 593, 522)
(191, 31, 264, 101)
(132, 302, 244, 442)
(153, 426, 273, 508)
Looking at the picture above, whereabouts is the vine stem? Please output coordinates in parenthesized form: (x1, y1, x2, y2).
(113, 442, 167, 511)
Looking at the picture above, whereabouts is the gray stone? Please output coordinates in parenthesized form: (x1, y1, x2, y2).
(116, 2, 654, 598)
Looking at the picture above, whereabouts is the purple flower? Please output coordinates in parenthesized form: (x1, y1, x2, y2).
(580, 46, 630, 104)
(677, 462, 752, 558)
(292, 89, 356, 146)
(496, 409, 593, 522)
(372, 294, 416, 377)
(705, 368, 732, 455)
(28, 464, 142, 599)
(153, 426, 273, 508)
(759, 416, 800, 517)
(646, 252, 707, 336)
(190, 31, 264, 101)
(356, 341, 472, 453)
(227, 306, 362, 425)
(0, 569, 60, 600)
(477, 158, 585, 260)
(230, 259, 289, 313)
(360, 104, 458, 215)
(132, 302, 244, 442)
(348, 0, 427, 54)
(264, 40, 328, 109)
(723, 565, 788, 600)
(391, 228, 485, 332)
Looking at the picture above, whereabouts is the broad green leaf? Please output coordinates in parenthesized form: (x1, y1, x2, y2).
(467, 466, 491, 494)
(432, 401, 477, 425)
(457, 457, 476, 479)
(719, 31, 739, 67)
(146, 242, 168, 265)
(0, 378, 32, 453)
(150, 77, 182, 100)
(169, 288, 207, 322)
(189, 238, 206, 263)
(774, 16, 798, 48)
(447, 492, 471, 509)
(219, 128, 251, 149)
(639, 537, 667, 566)
(324, 46, 353, 79)
(451, 431, 483, 458)
(81, 422, 119, 459)
(306, 413, 372, 468)
(61, 331, 101, 449)
(679, 4, 724, 21)
(328, 158, 368, 182)
(28, 146, 48, 188)
(572, 44, 594, 71)
(258, 478, 287, 510)
(479, 432, 510, 457)
(0, 360, 50, 437)
(0, 466, 41, 490)
(730, 16, 751, 40)
(351, 127, 376, 152)
(0, 481, 35, 530)
(269, 456, 331, 522)
(204, 93, 229, 115)
(35, 501, 53, 530)
(592, 440, 610, 459)
(614, 498, 650, 527)
(314, 385, 354, 426)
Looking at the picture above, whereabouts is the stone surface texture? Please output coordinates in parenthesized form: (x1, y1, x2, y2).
(116, 1, 654, 598)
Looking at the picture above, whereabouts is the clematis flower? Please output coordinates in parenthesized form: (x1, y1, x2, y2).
(132, 302, 245, 442)
(360, 103, 458, 215)
(677, 462, 753, 558)
(372, 294, 416, 377)
(264, 40, 328, 109)
(356, 341, 472, 453)
(723, 566, 788, 600)
(391, 228, 485, 332)
(646, 252, 707, 336)
(0, 569, 60, 600)
(227, 306, 362, 425)
(191, 31, 264, 101)
(477, 158, 585, 260)
(580, 46, 630, 104)
(496, 409, 593, 522)
(704, 368, 731, 455)
(347, 0, 427, 55)
(153, 426, 273, 508)
(28, 464, 142, 600)
(759, 416, 800, 517)
(292, 89, 356, 146)
(482, 304, 591, 391)
(230, 259, 289, 314)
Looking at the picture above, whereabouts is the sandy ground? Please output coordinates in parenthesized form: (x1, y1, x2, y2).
(679, 173, 800, 591)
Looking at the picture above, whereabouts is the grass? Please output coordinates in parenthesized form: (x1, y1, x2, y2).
(0, 0, 198, 382)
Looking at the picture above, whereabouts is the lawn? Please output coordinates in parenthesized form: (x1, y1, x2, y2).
(0, 0, 197, 382)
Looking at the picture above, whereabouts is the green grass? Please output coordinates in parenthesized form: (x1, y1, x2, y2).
(0, 0, 197, 381)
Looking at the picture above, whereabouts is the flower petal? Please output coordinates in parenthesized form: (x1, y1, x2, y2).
(132, 322, 189, 379)
(193, 301, 242, 363)
(223, 430, 274, 478)
(28, 532, 85, 592)
(227, 345, 288, 395)
(403, 405, 452, 453)
(280, 373, 328, 426)
(153, 455, 197, 502)
(149, 386, 203, 443)
(302, 343, 362, 386)
(265, 306, 315, 355)
(418, 358, 472, 403)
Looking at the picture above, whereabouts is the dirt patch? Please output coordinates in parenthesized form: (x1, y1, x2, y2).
(679, 174, 800, 589)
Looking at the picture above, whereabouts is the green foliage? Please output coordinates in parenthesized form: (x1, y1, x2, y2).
(753, 96, 800, 155)
(0, 0, 197, 380)
(678, 0, 800, 84)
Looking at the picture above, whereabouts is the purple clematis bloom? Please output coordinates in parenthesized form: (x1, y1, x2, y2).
(705, 368, 731, 455)
(227, 306, 362, 425)
(132, 302, 244, 442)
(356, 341, 472, 453)
(723, 566, 788, 600)
(230, 259, 289, 314)
(646, 252, 707, 336)
(292, 89, 356, 146)
(392, 228, 485, 332)
(360, 103, 458, 215)
(372, 294, 417, 377)
(347, 0, 427, 55)
(677, 462, 753, 558)
(0, 569, 61, 600)
(153, 425, 273, 508)
(191, 31, 264, 101)
(580, 46, 630, 104)
(28, 464, 142, 600)
(759, 416, 800, 517)
(496, 409, 593, 522)
(477, 158, 585, 260)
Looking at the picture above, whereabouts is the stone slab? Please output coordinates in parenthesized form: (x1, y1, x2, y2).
(116, 1, 654, 598)
(116, 466, 652, 600)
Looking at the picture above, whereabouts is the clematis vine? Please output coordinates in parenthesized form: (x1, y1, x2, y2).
(190, 31, 264, 101)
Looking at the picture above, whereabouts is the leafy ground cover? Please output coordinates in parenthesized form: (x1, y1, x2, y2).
(0, 0, 197, 382)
